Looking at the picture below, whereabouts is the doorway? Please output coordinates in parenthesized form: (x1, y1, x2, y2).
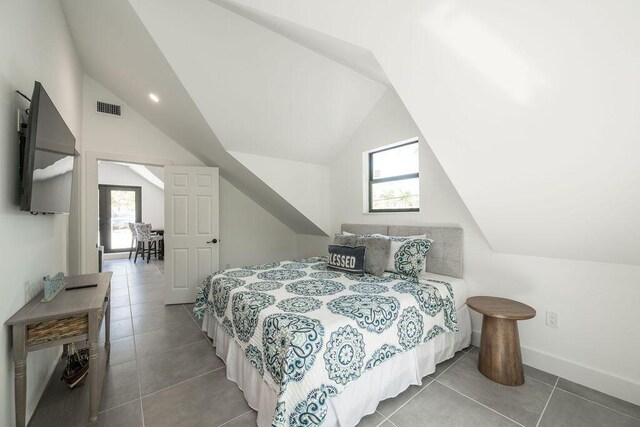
(97, 160, 166, 260)
(99, 185, 142, 253)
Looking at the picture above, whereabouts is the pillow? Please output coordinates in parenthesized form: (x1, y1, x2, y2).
(355, 235, 391, 276)
(333, 233, 357, 246)
(385, 236, 433, 277)
(383, 234, 424, 272)
(327, 245, 366, 275)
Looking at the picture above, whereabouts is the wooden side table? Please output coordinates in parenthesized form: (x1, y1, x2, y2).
(6, 272, 112, 426)
(467, 296, 535, 386)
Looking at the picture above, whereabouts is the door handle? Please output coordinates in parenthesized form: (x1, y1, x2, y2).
(207, 238, 219, 244)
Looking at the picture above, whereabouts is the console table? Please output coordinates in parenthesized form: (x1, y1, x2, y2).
(467, 296, 536, 386)
(6, 272, 112, 426)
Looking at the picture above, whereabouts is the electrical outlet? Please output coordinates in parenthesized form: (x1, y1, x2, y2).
(225, 263, 231, 269)
(546, 311, 559, 328)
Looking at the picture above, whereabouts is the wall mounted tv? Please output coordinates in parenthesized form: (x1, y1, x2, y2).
(20, 81, 77, 214)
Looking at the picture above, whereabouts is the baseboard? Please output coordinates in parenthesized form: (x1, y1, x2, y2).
(103, 252, 129, 260)
(26, 347, 63, 424)
(471, 331, 640, 406)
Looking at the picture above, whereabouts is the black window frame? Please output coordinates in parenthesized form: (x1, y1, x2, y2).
(368, 140, 419, 213)
(98, 184, 142, 253)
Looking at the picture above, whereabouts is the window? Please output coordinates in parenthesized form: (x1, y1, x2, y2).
(368, 140, 419, 212)
(98, 185, 142, 253)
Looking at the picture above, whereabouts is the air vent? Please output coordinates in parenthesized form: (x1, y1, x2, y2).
(96, 101, 121, 116)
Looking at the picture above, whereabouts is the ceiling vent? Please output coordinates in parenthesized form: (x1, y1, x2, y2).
(96, 101, 121, 116)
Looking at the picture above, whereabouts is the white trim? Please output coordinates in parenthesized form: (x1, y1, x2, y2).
(103, 252, 130, 260)
(362, 136, 420, 155)
(471, 330, 640, 406)
(361, 211, 422, 216)
(83, 150, 175, 274)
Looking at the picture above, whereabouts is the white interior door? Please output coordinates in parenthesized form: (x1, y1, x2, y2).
(164, 166, 219, 304)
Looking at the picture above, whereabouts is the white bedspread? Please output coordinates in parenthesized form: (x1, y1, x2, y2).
(420, 272, 469, 309)
(203, 305, 472, 427)
(194, 258, 461, 426)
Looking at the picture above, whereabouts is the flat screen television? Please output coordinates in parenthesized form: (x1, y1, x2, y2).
(20, 81, 77, 214)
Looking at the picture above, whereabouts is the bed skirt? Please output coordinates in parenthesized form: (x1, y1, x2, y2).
(202, 305, 472, 427)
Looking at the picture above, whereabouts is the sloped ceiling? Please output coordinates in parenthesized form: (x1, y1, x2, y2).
(216, 0, 640, 265)
(208, 0, 390, 86)
(127, 0, 386, 164)
(61, 0, 390, 236)
(61, 0, 336, 235)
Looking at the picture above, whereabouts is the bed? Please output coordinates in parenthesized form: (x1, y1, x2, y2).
(193, 224, 471, 427)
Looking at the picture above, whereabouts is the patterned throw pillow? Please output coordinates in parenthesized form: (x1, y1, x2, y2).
(355, 235, 391, 276)
(385, 236, 433, 277)
(327, 245, 366, 275)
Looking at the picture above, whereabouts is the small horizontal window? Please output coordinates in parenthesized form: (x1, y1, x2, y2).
(368, 140, 419, 212)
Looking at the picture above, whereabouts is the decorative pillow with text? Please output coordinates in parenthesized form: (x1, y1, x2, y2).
(327, 244, 366, 275)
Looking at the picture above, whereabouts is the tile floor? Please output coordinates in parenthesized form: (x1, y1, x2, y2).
(29, 259, 640, 427)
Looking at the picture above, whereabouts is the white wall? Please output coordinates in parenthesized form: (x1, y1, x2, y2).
(229, 151, 331, 234)
(98, 162, 165, 229)
(229, 0, 640, 266)
(220, 178, 297, 268)
(81, 76, 203, 272)
(0, 1, 83, 424)
(296, 234, 331, 259)
(330, 89, 640, 405)
(82, 77, 298, 271)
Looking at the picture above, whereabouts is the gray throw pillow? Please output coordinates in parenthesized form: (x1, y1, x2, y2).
(334, 233, 357, 246)
(355, 235, 391, 276)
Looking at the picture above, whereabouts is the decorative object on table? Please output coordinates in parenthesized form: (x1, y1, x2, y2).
(61, 343, 89, 389)
(41, 272, 65, 302)
(466, 296, 536, 386)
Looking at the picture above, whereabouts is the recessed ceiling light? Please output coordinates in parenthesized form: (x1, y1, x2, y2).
(149, 93, 160, 103)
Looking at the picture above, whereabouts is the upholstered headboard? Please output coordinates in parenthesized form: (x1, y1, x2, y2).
(341, 224, 464, 279)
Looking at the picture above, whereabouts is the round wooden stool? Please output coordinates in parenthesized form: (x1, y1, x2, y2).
(467, 296, 536, 386)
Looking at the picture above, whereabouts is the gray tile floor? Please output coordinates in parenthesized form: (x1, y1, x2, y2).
(30, 259, 640, 427)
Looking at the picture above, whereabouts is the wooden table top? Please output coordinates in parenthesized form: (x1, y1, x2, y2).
(467, 296, 536, 320)
(6, 272, 113, 325)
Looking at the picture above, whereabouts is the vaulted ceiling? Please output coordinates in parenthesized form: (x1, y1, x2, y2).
(206, 0, 640, 265)
(61, 0, 393, 236)
(62, 0, 640, 264)
(131, 0, 387, 164)
(61, 0, 378, 236)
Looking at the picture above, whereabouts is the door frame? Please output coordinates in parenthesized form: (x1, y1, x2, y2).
(98, 184, 142, 253)
(83, 151, 176, 274)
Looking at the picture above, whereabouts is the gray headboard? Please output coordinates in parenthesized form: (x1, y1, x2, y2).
(341, 224, 464, 279)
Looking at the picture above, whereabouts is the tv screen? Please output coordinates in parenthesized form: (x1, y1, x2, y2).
(20, 81, 77, 214)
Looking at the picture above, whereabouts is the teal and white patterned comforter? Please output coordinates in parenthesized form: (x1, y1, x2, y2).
(193, 257, 458, 426)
